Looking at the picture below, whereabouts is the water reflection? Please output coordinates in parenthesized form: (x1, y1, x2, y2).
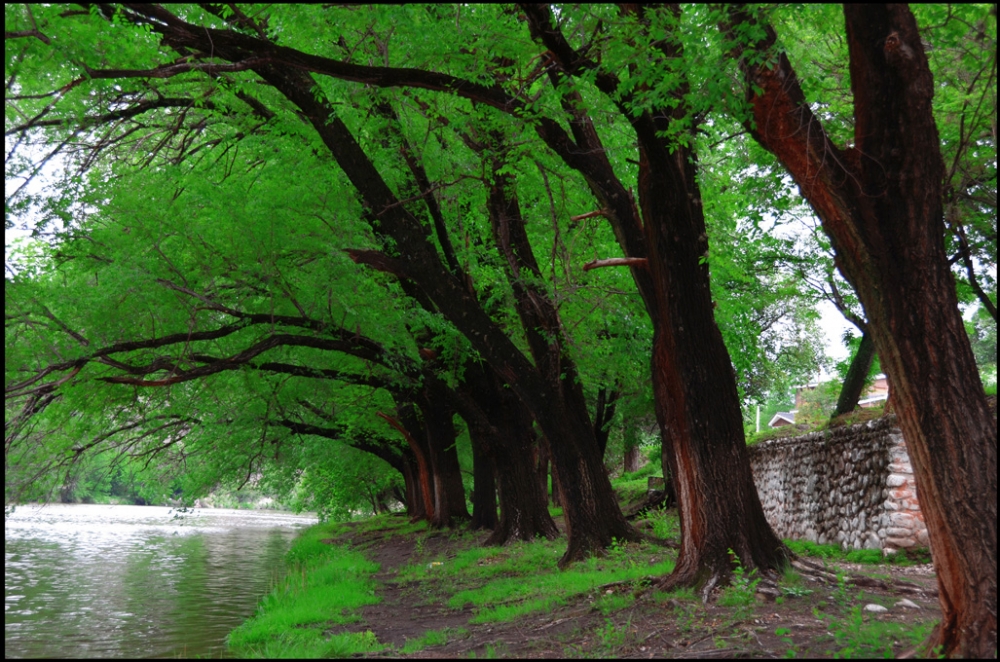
(5, 504, 316, 658)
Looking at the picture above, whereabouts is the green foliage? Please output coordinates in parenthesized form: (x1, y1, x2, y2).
(288, 441, 403, 522)
(966, 305, 998, 388)
(227, 523, 383, 658)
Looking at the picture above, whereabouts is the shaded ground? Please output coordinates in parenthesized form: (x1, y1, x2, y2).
(322, 514, 940, 658)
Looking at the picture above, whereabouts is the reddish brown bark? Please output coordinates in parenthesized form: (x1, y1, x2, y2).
(521, 3, 789, 590)
(727, 5, 997, 656)
(378, 410, 435, 524)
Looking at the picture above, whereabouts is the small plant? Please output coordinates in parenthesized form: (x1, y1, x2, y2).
(781, 585, 814, 598)
(832, 572, 851, 609)
(775, 627, 796, 658)
(717, 550, 760, 621)
(596, 617, 631, 654)
(647, 506, 679, 540)
(400, 628, 450, 653)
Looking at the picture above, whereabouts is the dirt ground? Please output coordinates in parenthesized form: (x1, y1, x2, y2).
(322, 516, 941, 658)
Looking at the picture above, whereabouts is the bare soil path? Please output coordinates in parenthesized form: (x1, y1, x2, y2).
(321, 517, 941, 658)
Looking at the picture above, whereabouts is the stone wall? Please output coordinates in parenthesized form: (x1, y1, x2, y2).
(748, 416, 927, 552)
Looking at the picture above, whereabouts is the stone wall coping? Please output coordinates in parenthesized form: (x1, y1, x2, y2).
(748, 414, 899, 456)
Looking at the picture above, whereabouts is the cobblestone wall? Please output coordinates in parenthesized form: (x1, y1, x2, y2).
(747, 416, 927, 552)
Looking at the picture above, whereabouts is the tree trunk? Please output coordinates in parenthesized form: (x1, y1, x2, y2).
(469, 428, 498, 531)
(414, 395, 469, 528)
(400, 454, 421, 519)
(623, 443, 641, 475)
(462, 362, 557, 544)
(483, 161, 638, 563)
(535, 432, 551, 508)
(518, 3, 788, 584)
(642, 146, 789, 595)
(484, 382, 559, 545)
(388, 404, 436, 525)
(834, 330, 876, 416)
(728, 5, 997, 655)
(593, 386, 619, 460)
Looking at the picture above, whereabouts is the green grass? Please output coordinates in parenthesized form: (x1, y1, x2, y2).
(227, 522, 385, 658)
(610, 476, 650, 504)
(320, 512, 430, 542)
(786, 540, 931, 566)
(397, 535, 673, 624)
(819, 602, 936, 658)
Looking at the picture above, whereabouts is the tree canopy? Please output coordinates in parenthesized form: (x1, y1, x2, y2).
(5, 4, 996, 656)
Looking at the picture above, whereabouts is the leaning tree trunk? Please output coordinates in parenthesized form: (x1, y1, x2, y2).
(641, 144, 789, 595)
(387, 404, 437, 525)
(728, 5, 997, 655)
(517, 2, 788, 583)
(484, 159, 639, 564)
(834, 330, 877, 417)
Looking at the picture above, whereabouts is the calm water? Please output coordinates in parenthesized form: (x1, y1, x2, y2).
(5, 503, 317, 658)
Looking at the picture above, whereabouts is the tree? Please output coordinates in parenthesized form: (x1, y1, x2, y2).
(517, 4, 787, 589)
(725, 5, 997, 656)
(3, 2, 818, 581)
(5, 2, 635, 555)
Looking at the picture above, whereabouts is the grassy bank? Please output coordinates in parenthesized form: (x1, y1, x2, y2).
(227, 499, 939, 658)
(227, 524, 385, 658)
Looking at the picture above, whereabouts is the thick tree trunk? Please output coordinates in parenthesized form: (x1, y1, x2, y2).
(386, 405, 436, 524)
(484, 382, 558, 545)
(517, 3, 788, 583)
(468, 428, 498, 531)
(462, 362, 557, 544)
(729, 5, 997, 655)
(834, 330, 876, 416)
(642, 147, 788, 595)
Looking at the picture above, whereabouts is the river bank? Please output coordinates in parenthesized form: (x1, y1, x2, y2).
(227, 507, 941, 658)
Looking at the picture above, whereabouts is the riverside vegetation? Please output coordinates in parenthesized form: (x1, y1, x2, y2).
(228, 475, 940, 659)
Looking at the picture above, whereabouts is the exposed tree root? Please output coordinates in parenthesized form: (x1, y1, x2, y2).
(790, 557, 937, 597)
(625, 492, 673, 521)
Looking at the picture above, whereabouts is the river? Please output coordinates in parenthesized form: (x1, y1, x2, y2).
(4, 503, 317, 658)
